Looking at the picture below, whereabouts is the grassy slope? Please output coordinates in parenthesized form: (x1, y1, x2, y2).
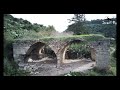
(15, 34, 106, 42)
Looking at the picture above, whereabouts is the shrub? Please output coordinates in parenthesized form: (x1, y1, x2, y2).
(4, 57, 16, 76)
(4, 57, 29, 76)
(66, 43, 91, 59)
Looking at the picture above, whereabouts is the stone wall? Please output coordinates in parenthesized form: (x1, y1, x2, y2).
(13, 42, 30, 63)
(90, 48, 96, 61)
(13, 39, 110, 70)
(95, 40, 110, 70)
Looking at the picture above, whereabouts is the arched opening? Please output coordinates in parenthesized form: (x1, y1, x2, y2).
(61, 39, 94, 64)
(24, 42, 57, 64)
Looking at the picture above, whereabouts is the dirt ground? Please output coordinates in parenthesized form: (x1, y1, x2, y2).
(19, 58, 96, 76)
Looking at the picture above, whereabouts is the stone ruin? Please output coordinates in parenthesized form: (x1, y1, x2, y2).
(12, 39, 110, 75)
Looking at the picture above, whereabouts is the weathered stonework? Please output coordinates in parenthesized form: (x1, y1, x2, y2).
(90, 40, 110, 70)
(90, 48, 96, 61)
(13, 39, 110, 71)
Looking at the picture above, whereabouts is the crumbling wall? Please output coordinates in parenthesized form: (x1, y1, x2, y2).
(13, 39, 110, 70)
(90, 40, 110, 70)
(95, 40, 110, 70)
(91, 48, 96, 61)
(13, 42, 30, 63)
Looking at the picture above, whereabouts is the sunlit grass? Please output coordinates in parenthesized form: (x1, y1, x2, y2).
(15, 34, 106, 42)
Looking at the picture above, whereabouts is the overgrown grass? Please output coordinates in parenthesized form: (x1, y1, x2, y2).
(4, 35, 30, 76)
(66, 43, 91, 59)
(65, 66, 116, 76)
(64, 38, 116, 76)
(64, 50, 116, 76)
(3, 33, 108, 76)
(15, 34, 106, 43)
(4, 57, 30, 76)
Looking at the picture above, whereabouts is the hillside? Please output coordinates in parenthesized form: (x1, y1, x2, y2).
(3, 14, 116, 76)
(4, 14, 56, 40)
(65, 18, 116, 38)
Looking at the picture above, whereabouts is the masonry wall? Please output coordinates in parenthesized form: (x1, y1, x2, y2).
(95, 40, 110, 70)
(13, 42, 30, 63)
(90, 48, 96, 61)
(13, 39, 110, 70)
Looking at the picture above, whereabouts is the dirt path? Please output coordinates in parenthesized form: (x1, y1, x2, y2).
(24, 58, 96, 76)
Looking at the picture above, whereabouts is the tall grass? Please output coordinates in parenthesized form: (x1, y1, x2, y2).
(4, 57, 29, 76)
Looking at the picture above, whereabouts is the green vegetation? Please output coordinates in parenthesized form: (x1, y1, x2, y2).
(4, 14, 56, 40)
(65, 67, 116, 76)
(4, 57, 29, 76)
(66, 43, 91, 59)
(4, 14, 56, 75)
(15, 34, 105, 42)
(64, 39, 116, 76)
(66, 14, 89, 35)
(4, 14, 116, 76)
(65, 14, 116, 38)
(86, 24, 116, 38)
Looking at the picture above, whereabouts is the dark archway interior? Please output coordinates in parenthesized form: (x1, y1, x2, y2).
(24, 42, 57, 63)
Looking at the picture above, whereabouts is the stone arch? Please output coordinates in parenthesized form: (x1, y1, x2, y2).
(24, 41, 57, 63)
(61, 39, 84, 63)
(59, 39, 94, 63)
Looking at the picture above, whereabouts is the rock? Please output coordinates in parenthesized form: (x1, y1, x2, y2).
(28, 58, 33, 62)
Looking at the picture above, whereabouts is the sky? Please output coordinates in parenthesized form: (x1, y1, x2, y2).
(11, 14, 116, 32)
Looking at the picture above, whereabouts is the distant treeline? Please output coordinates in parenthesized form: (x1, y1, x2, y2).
(4, 14, 116, 40)
(85, 18, 116, 24)
(65, 16, 116, 38)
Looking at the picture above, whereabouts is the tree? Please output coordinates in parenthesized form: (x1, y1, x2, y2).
(66, 14, 88, 35)
(68, 14, 86, 23)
